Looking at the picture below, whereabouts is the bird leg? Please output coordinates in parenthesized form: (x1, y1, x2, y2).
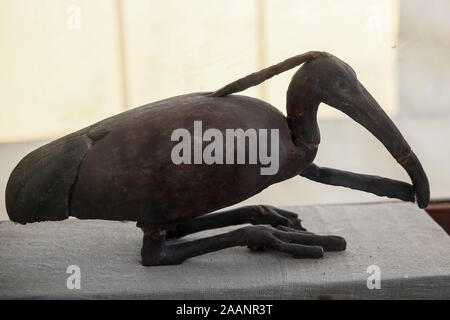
(140, 225, 346, 266)
(165, 205, 305, 239)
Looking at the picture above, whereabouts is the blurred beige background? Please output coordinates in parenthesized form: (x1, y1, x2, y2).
(1, 0, 449, 221)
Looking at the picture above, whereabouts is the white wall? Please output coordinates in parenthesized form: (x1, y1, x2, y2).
(0, 0, 399, 142)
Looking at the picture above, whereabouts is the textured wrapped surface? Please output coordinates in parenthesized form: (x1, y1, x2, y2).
(1, 202, 449, 299)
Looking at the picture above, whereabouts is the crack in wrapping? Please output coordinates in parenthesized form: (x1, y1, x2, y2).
(67, 128, 109, 217)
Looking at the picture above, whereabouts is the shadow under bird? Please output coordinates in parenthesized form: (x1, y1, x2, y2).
(6, 51, 430, 265)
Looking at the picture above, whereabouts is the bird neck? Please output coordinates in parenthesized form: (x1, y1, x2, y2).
(286, 86, 321, 149)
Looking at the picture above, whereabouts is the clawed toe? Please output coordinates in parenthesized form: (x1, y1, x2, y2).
(323, 236, 347, 251)
(244, 225, 346, 259)
(276, 225, 312, 234)
(291, 245, 324, 259)
(275, 208, 306, 231)
(273, 225, 346, 252)
(260, 206, 307, 231)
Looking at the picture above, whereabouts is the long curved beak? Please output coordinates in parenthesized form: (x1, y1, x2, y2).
(326, 81, 430, 208)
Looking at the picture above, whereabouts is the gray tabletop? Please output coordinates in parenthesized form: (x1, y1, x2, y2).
(1, 201, 450, 299)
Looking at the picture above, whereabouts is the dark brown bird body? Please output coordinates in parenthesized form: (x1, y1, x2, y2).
(70, 93, 313, 228)
(6, 93, 314, 228)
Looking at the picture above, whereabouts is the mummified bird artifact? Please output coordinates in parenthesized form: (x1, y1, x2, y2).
(6, 52, 430, 265)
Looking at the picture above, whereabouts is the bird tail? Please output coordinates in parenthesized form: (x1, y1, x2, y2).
(5, 130, 90, 224)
